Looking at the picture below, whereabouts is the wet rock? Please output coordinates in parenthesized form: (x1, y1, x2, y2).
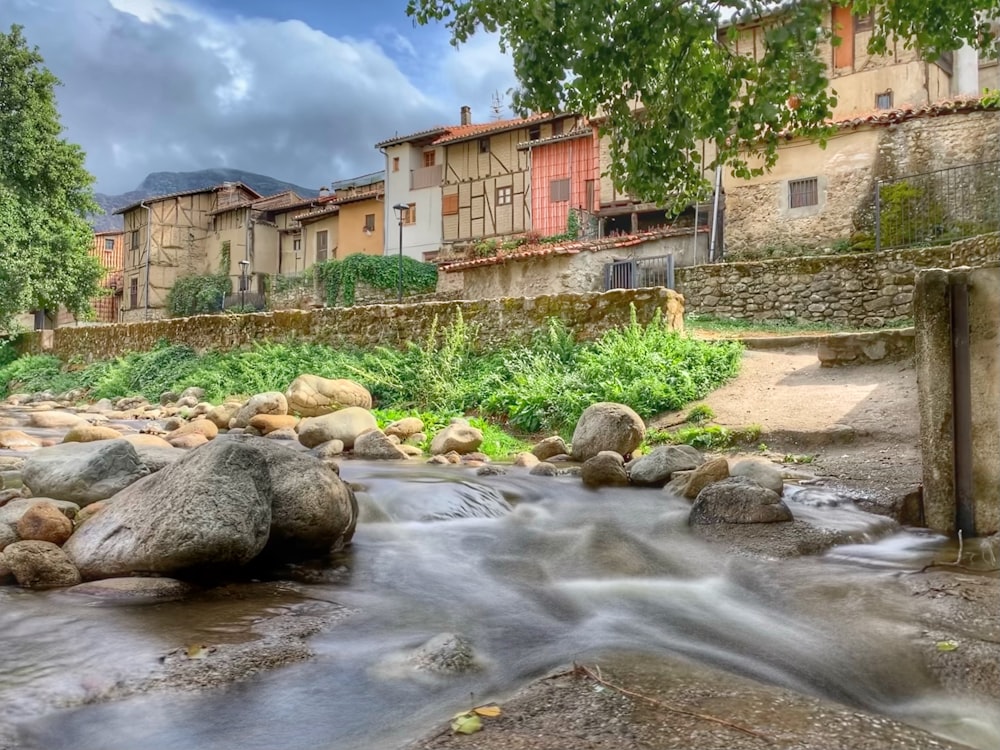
(0, 498, 80, 529)
(627, 446, 700, 487)
(114, 397, 149, 412)
(426, 455, 448, 465)
(430, 423, 483, 456)
(264, 427, 299, 441)
(529, 461, 559, 477)
(131, 444, 188, 473)
(3, 540, 81, 588)
(0, 551, 10, 582)
(0, 430, 43, 450)
(61, 424, 123, 443)
(63, 440, 274, 579)
(683, 456, 730, 499)
(476, 465, 507, 477)
(297, 407, 378, 450)
(689, 477, 793, 525)
(16, 502, 73, 545)
(285, 374, 372, 417)
(311, 439, 345, 459)
(0, 456, 26, 471)
(353, 429, 408, 460)
(86, 398, 115, 413)
(205, 401, 242, 430)
(230, 392, 288, 429)
(66, 576, 194, 603)
(22, 440, 150, 506)
(0, 523, 15, 551)
(27, 410, 86, 429)
(531, 436, 569, 461)
(384, 417, 424, 440)
(169, 433, 209, 450)
(664, 469, 693, 496)
(166, 419, 219, 442)
(513, 451, 540, 468)
(409, 633, 481, 675)
(730, 458, 785, 495)
(248, 414, 298, 435)
(571, 402, 645, 462)
(582, 451, 630, 488)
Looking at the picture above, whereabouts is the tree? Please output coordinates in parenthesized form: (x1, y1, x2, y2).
(407, 0, 1000, 210)
(0, 24, 103, 330)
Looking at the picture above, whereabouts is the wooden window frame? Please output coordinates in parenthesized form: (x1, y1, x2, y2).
(129, 277, 138, 308)
(478, 138, 490, 154)
(130, 229, 140, 251)
(550, 178, 571, 203)
(392, 157, 400, 172)
(104, 237, 115, 251)
(528, 125, 541, 141)
(316, 229, 329, 262)
(442, 193, 459, 216)
(875, 90, 893, 110)
(403, 203, 416, 225)
(788, 177, 819, 209)
(364, 213, 376, 232)
(496, 186, 513, 206)
(422, 150, 436, 167)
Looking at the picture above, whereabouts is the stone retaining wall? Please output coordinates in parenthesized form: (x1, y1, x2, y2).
(17, 288, 685, 363)
(675, 233, 999, 327)
(816, 328, 915, 366)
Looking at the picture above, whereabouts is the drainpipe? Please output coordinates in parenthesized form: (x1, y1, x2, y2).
(141, 200, 152, 321)
(379, 146, 391, 255)
(708, 165, 723, 262)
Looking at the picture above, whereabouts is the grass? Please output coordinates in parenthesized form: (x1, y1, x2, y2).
(686, 314, 914, 336)
(0, 310, 743, 459)
(644, 423, 762, 451)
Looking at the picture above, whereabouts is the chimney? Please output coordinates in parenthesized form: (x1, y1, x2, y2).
(318, 186, 330, 199)
(460, 105, 471, 125)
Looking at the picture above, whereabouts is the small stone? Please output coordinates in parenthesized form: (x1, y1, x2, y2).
(683, 456, 730, 499)
(168, 433, 209, 449)
(529, 462, 558, 477)
(581, 451, 630, 488)
(532, 436, 569, 461)
(16, 502, 73, 546)
(2, 540, 81, 588)
(61, 425, 123, 443)
(513, 452, 540, 468)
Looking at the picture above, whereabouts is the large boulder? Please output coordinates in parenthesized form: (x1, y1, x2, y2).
(627, 446, 700, 487)
(353, 429, 408, 460)
(61, 425, 123, 443)
(384, 417, 424, 440)
(429, 422, 483, 456)
(129, 444, 188, 473)
(689, 477, 794, 525)
(248, 414, 298, 435)
(0, 523, 16, 551)
(63, 440, 274, 580)
(730, 459, 785, 495)
(230, 392, 288, 429)
(3, 540, 81, 588)
(165, 419, 219, 441)
(682, 456, 730, 499)
(0, 430, 43, 450)
(205, 401, 242, 430)
(571, 403, 645, 462)
(21, 440, 151, 506)
(581, 451, 630, 488)
(285, 374, 372, 418)
(297, 407, 378, 449)
(16, 502, 73, 546)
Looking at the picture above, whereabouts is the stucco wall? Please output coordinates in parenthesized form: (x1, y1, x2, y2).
(18, 288, 684, 363)
(675, 233, 1000, 327)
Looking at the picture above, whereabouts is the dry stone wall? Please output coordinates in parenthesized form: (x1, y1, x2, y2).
(18, 288, 685, 363)
(675, 234, 999, 327)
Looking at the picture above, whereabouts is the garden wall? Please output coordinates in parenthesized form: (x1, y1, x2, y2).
(674, 233, 1000, 327)
(17, 288, 685, 363)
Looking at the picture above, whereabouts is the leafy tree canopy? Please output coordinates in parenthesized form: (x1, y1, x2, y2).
(407, 0, 1000, 210)
(0, 24, 103, 330)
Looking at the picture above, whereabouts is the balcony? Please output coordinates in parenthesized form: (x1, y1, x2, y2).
(410, 164, 443, 191)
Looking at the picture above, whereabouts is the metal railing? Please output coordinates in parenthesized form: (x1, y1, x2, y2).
(875, 159, 1000, 251)
(604, 254, 675, 291)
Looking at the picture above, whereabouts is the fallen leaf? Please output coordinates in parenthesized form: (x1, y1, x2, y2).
(935, 640, 959, 652)
(451, 712, 482, 735)
(186, 644, 210, 659)
(473, 704, 502, 718)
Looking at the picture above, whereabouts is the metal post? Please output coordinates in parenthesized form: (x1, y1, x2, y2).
(874, 179, 882, 252)
(397, 216, 404, 303)
(950, 277, 975, 537)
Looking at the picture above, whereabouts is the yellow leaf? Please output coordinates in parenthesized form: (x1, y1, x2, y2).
(186, 644, 209, 659)
(936, 640, 959, 652)
(450, 712, 482, 735)
(473, 705, 502, 718)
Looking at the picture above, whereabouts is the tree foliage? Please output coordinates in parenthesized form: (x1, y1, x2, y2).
(0, 24, 103, 329)
(407, 0, 1000, 210)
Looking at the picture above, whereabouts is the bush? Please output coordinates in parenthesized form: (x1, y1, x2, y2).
(315, 254, 437, 306)
(166, 274, 231, 317)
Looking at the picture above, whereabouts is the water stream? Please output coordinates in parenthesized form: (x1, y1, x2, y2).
(2, 459, 998, 749)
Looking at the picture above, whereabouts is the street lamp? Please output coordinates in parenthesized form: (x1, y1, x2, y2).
(238, 259, 250, 310)
(392, 203, 408, 303)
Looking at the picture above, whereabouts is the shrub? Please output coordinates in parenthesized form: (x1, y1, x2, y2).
(315, 254, 437, 307)
(166, 274, 231, 317)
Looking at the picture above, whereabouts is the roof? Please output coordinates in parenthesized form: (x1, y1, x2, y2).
(375, 126, 452, 149)
(93, 229, 124, 237)
(330, 171, 385, 191)
(517, 123, 592, 150)
(114, 182, 262, 215)
(207, 189, 307, 216)
(441, 226, 707, 273)
(432, 112, 558, 146)
(828, 95, 996, 131)
(294, 204, 339, 222)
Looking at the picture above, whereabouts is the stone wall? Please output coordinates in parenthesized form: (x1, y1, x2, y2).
(17, 288, 685, 363)
(675, 233, 1000, 327)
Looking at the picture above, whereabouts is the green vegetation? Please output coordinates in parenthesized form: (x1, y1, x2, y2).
(314, 254, 437, 307)
(644, 423, 762, 451)
(0, 311, 742, 445)
(0, 24, 104, 330)
(166, 274, 231, 317)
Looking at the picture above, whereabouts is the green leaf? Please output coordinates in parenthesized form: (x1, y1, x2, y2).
(450, 712, 482, 734)
(936, 640, 960, 652)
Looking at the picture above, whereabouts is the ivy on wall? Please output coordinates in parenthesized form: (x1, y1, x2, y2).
(314, 254, 438, 307)
(165, 241, 232, 317)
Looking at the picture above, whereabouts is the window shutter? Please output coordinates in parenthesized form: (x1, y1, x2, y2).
(443, 193, 459, 215)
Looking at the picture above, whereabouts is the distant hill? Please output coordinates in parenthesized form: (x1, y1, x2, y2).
(91, 168, 320, 231)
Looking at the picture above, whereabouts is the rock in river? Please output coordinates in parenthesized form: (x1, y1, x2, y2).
(22, 440, 151, 506)
(571, 402, 645, 462)
(689, 477, 794, 525)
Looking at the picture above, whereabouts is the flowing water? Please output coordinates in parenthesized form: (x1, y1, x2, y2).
(1, 458, 998, 749)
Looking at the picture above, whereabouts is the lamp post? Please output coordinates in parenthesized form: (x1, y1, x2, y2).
(392, 203, 408, 303)
(238, 259, 250, 310)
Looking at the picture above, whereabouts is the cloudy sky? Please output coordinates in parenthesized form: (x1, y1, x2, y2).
(0, 0, 518, 194)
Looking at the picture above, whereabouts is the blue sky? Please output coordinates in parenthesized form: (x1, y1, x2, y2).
(0, 0, 518, 194)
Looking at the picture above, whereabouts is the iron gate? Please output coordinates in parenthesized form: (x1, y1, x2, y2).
(604, 254, 675, 291)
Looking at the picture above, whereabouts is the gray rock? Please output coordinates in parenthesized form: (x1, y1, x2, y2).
(353, 429, 408, 460)
(384, 417, 425, 440)
(311, 439, 345, 459)
(0, 498, 80, 529)
(730, 458, 785, 495)
(22, 440, 150, 506)
(3, 540, 81, 588)
(672, 444, 705, 465)
(114, 396, 149, 412)
(66, 576, 194, 602)
(476, 465, 507, 477)
(689, 477, 794, 525)
(230, 392, 288, 429)
(63, 440, 274, 579)
(529, 462, 559, 477)
(297, 407, 378, 449)
(664, 469, 693, 496)
(0, 523, 16, 551)
(87, 398, 115, 413)
(571, 402, 645, 462)
(179, 386, 205, 402)
(627, 446, 699, 487)
(532, 436, 569, 461)
(132, 444, 188, 473)
(409, 633, 481, 674)
(175, 395, 199, 409)
(581, 451, 630, 488)
(430, 423, 484, 456)
(159, 391, 179, 406)
(264, 427, 299, 441)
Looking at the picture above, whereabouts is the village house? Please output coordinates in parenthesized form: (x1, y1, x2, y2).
(90, 230, 124, 323)
(325, 171, 385, 259)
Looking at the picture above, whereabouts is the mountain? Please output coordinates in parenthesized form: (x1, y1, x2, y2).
(91, 168, 320, 231)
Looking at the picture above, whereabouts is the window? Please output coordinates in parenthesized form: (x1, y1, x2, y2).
(422, 150, 436, 167)
(551, 119, 564, 136)
(528, 125, 541, 141)
(550, 178, 571, 203)
(496, 186, 513, 206)
(130, 229, 140, 250)
(854, 12, 874, 32)
(875, 90, 893, 109)
(364, 213, 376, 231)
(788, 178, 819, 209)
(104, 237, 115, 251)
(442, 193, 459, 216)
(832, 3, 854, 69)
(478, 138, 490, 154)
(403, 204, 416, 225)
(392, 157, 400, 172)
(316, 230, 328, 262)
(292, 238, 302, 255)
(129, 277, 138, 308)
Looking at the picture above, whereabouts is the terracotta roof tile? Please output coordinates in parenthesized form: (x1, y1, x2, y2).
(432, 112, 558, 145)
(517, 124, 592, 150)
(828, 95, 995, 131)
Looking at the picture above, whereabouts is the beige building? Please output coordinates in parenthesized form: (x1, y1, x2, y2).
(326, 171, 384, 259)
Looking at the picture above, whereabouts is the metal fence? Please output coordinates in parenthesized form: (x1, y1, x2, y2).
(222, 292, 267, 312)
(603, 254, 675, 291)
(875, 159, 1000, 251)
